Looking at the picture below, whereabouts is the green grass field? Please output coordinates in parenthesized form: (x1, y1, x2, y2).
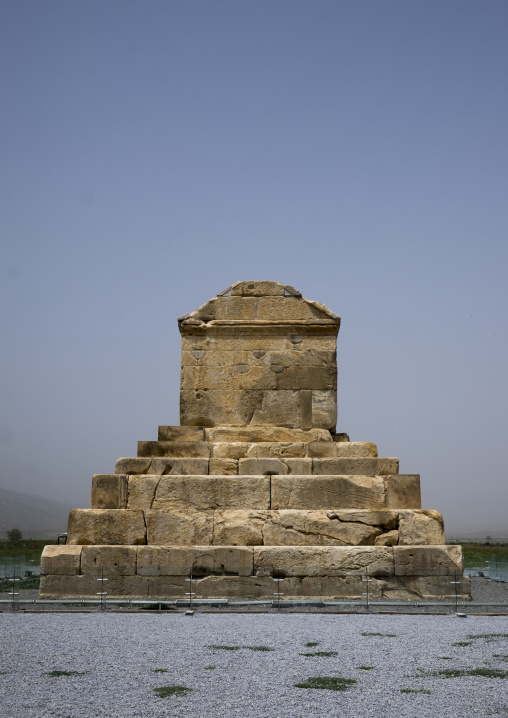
(0, 540, 54, 562)
(460, 543, 508, 567)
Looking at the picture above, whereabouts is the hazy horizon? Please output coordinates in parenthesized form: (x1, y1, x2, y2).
(1, 2, 507, 537)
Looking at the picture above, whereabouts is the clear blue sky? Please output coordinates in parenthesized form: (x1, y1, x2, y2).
(1, 1, 507, 534)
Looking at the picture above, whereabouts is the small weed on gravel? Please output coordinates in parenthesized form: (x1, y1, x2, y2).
(300, 651, 338, 658)
(304, 642, 320, 647)
(438, 657, 452, 660)
(294, 676, 356, 691)
(154, 685, 192, 698)
(400, 688, 432, 694)
(416, 667, 508, 679)
(246, 646, 275, 652)
(45, 670, 89, 677)
(152, 669, 168, 673)
(208, 645, 240, 651)
(357, 666, 374, 670)
(361, 632, 397, 638)
(203, 665, 216, 670)
(452, 641, 472, 647)
(467, 634, 508, 643)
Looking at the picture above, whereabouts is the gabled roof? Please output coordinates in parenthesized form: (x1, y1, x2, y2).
(178, 281, 340, 327)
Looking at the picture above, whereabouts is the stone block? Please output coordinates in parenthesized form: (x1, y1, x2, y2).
(250, 390, 303, 428)
(312, 457, 399, 475)
(253, 546, 394, 577)
(257, 296, 327, 321)
(137, 546, 253, 577)
(91, 474, 128, 509)
(328, 509, 398, 529)
(39, 574, 95, 599)
(262, 510, 382, 546)
(40, 545, 82, 576)
(181, 364, 278, 392)
(231, 281, 288, 297)
(146, 576, 187, 597)
(214, 510, 266, 545)
(275, 366, 336, 391)
(145, 510, 213, 545)
(151, 476, 270, 511)
(212, 296, 259, 320)
(246, 442, 306, 458)
(269, 349, 336, 368)
(397, 510, 445, 545)
(39, 574, 150, 599)
(150, 458, 210, 475)
(67, 509, 147, 546)
(127, 476, 159, 510)
(307, 441, 337, 458)
(209, 458, 238, 475)
(195, 575, 273, 598)
(271, 475, 386, 510)
(385, 575, 471, 600)
(284, 575, 366, 598)
(204, 426, 332, 443)
(211, 442, 250, 459)
(117, 457, 209, 475)
(180, 389, 261, 427)
(311, 390, 337, 429)
(331, 432, 350, 442)
(335, 442, 378, 458)
(97, 575, 149, 597)
(384, 474, 421, 508)
(283, 458, 313, 474)
(115, 458, 151, 475)
(181, 349, 250, 367)
(238, 458, 288, 475)
(81, 546, 137, 575)
(393, 545, 463, 576)
(375, 530, 399, 546)
(157, 426, 204, 441)
(137, 441, 210, 458)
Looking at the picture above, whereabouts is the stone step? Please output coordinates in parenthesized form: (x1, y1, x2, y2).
(39, 544, 466, 600)
(128, 454, 392, 477)
(70, 506, 442, 547)
(94, 474, 420, 512)
(158, 425, 337, 443)
(137, 440, 378, 460)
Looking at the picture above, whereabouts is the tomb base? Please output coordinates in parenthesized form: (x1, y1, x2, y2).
(40, 544, 470, 601)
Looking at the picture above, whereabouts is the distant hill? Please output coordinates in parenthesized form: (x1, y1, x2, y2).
(0, 487, 75, 539)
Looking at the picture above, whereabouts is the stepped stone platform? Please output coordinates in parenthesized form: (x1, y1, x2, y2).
(40, 281, 469, 600)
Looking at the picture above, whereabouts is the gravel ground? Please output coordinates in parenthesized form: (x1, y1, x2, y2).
(1, 611, 508, 717)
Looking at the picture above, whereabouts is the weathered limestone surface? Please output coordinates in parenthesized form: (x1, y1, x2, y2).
(91, 475, 128, 509)
(150, 476, 270, 511)
(40, 545, 82, 575)
(145, 510, 214, 545)
(271, 475, 386, 510)
(40, 281, 466, 602)
(67, 509, 146, 546)
(394, 545, 463, 576)
(179, 282, 340, 430)
(62, 506, 445, 546)
(137, 546, 254, 577)
(398, 510, 445, 545)
(39, 545, 467, 599)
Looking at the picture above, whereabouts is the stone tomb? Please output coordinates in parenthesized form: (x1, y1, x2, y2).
(40, 281, 469, 600)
